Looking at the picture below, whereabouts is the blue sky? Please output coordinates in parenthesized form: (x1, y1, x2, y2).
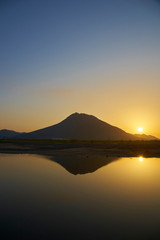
(0, 0, 160, 136)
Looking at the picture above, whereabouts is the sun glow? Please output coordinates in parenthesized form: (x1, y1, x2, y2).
(139, 156, 143, 162)
(138, 127, 143, 133)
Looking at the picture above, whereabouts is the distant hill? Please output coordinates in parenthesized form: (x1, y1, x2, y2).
(14, 113, 139, 140)
(134, 134, 158, 140)
(0, 129, 22, 139)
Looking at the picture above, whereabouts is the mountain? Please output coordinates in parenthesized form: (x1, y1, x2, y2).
(2, 113, 158, 140)
(15, 112, 139, 140)
(134, 134, 158, 140)
(0, 129, 23, 139)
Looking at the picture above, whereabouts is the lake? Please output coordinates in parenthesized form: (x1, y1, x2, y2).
(0, 153, 160, 240)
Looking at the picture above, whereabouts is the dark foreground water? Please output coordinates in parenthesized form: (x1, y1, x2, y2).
(0, 153, 160, 240)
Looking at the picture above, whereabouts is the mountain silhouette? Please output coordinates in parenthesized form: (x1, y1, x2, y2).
(1, 113, 158, 140)
(15, 112, 138, 140)
(0, 129, 22, 139)
(134, 134, 158, 140)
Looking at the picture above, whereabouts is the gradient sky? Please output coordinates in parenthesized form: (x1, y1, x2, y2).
(0, 0, 160, 137)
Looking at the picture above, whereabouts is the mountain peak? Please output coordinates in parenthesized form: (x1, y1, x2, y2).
(67, 112, 80, 118)
(66, 112, 97, 121)
(68, 112, 90, 117)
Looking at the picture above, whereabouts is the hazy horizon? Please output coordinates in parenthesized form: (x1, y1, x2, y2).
(1, 0, 160, 137)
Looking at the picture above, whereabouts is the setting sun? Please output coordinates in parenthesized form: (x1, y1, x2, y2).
(138, 127, 143, 133)
(139, 156, 143, 162)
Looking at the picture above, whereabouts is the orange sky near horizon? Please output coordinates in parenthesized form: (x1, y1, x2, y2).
(1, 82, 159, 138)
(0, 0, 160, 138)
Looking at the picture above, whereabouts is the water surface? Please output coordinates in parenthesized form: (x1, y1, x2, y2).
(0, 153, 160, 240)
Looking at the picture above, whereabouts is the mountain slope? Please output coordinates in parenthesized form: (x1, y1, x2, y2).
(16, 113, 138, 140)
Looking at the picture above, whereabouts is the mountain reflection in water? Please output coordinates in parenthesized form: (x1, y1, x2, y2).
(45, 154, 119, 175)
(0, 153, 160, 240)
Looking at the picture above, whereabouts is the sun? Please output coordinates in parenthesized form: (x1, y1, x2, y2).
(139, 156, 143, 162)
(138, 127, 143, 133)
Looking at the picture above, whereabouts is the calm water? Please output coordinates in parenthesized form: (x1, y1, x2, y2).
(0, 153, 160, 240)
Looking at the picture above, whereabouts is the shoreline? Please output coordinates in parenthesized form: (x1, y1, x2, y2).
(0, 140, 160, 158)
